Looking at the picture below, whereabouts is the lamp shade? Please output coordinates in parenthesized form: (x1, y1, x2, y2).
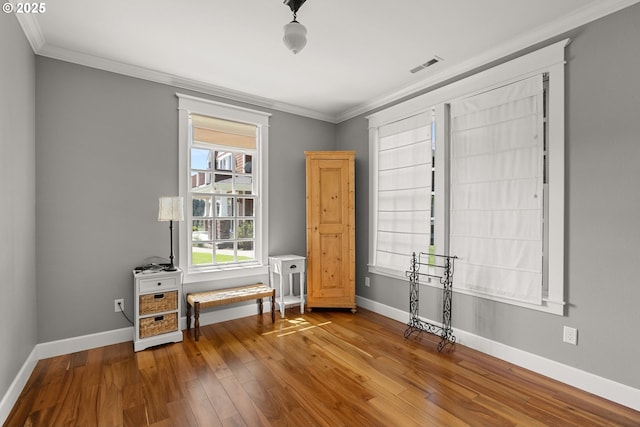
(283, 20, 307, 54)
(158, 197, 184, 222)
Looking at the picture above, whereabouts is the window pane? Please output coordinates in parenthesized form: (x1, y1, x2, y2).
(192, 219, 212, 241)
(215, 151, 233, 171)
(192, 196, 212, 217)
(213, 173, 233, 193)
(237, 219, 254, 239)
(215, 242, 235, 263)
(373, 111, 434, 274)
(191, 148, 211, 170)
(215, 219, 235, 239)
(192, 245, 213, 265)
(449, 75, 544, 304)
(191, 171, 212, 193)
(236, 174, 253, 194)
(236, 198, 254, 216)
(215, 197, 234, 217)
(236, 154, 252, 173)
(238, 240, 255, 261)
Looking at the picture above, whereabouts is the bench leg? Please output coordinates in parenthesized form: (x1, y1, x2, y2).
(271, 292, 275, 323)
(186, 298, 191, 330)
(194, 301, 200, 341)
(258, 297, 263, 315)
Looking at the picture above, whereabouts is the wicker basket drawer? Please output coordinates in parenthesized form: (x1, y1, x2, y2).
(139, 290, 178, 315)
(139, 312, 178, 338)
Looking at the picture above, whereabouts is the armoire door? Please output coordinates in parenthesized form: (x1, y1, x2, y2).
(305, 151, 356, 312)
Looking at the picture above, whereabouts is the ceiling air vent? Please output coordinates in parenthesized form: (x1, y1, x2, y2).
(410, 56, 443, 74)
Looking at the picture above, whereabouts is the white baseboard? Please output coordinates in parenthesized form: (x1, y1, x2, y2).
(37, 327, 134, 360)
(36, 300, 274, 360)
(356, 295, 640, 412)
(0, 347, 39, 424)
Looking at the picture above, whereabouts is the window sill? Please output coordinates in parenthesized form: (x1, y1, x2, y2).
(367, 265, 407, 282)
(367, 264, 439, 283)
(368, 264, 565, 316)
(181, 263, 269, 285)
(450, 286, 566, 316)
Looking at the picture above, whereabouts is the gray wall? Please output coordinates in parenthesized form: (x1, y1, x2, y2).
(35, 57, 335, 342)
(268, 113, 336, 256)
(338, 4, 640, 390)
(0, 14, 37, 399)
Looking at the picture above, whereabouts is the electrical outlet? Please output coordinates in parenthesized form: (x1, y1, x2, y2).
(365, 277, 370, 287)
(114, 298, 124, 313)
(563, 326, 577, 345)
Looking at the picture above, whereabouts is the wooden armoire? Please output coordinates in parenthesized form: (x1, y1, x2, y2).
(305, 151, 356, 312)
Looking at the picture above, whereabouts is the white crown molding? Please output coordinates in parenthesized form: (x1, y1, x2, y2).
(355, 296, 640, 412)
(336, 0, 640, 122)
(34, 43, 338, 123)
(15, 0, 640, 121)
(12, 10, 45, 52)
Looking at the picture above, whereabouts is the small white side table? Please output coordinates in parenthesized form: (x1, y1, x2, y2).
(132, 268, 183, 352)
(269, 254, 306, 318)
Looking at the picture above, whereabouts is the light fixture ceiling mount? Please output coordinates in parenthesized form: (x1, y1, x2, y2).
(283, 0, 308, 54)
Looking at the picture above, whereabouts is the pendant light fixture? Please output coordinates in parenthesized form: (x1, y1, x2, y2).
(283, 0, 308, 54)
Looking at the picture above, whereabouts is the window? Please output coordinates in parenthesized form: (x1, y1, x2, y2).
(449, 75, 544, 304)
(177, 94, 270, 282)
(368, 39, 567, 315)
(368, 111, 439, 278)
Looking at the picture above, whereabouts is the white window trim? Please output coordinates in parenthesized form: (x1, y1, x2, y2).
(367, 39, 568, 315)
(177, 94, 271, 284)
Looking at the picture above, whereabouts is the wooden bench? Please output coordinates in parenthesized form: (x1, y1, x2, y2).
(186, 283, 275, 341)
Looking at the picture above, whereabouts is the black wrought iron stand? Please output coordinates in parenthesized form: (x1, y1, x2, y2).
(404, 251, 457, 352)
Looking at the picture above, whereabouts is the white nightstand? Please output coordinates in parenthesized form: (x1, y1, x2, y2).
(269, 255, 306, 318)
(132, 268, 183, 351)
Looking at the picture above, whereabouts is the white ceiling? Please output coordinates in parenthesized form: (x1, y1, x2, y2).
(14, 0, 638, 122)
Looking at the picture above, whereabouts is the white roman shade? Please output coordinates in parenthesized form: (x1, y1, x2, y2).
(375, 112, 432, 272)
(449, 75, 544, 304)
(191, 114, 256, 150)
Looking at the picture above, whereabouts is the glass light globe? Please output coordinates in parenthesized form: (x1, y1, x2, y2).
(283, 20, 307, 54)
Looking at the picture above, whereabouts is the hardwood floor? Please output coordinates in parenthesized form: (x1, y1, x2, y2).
(5, 308, 639, 426)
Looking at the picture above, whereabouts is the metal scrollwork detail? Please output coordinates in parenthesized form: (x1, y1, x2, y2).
(404, 251, 457, 352)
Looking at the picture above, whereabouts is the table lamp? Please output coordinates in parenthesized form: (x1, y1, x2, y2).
(158, 196, 184, 271)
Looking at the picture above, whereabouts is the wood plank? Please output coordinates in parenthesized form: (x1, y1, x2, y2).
(96, 364, 124, 427)
(136, 350, 169, 425)
(219, 375, 271, 427)
(197, 369, 239, 421)
(122, 404, 147, 427)
(396, 388, 470, 427)
(75, 383, 99, 427)
(28, 354, 72, 413)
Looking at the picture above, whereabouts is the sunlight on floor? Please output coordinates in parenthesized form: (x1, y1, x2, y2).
(261, 317, 333, 338)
